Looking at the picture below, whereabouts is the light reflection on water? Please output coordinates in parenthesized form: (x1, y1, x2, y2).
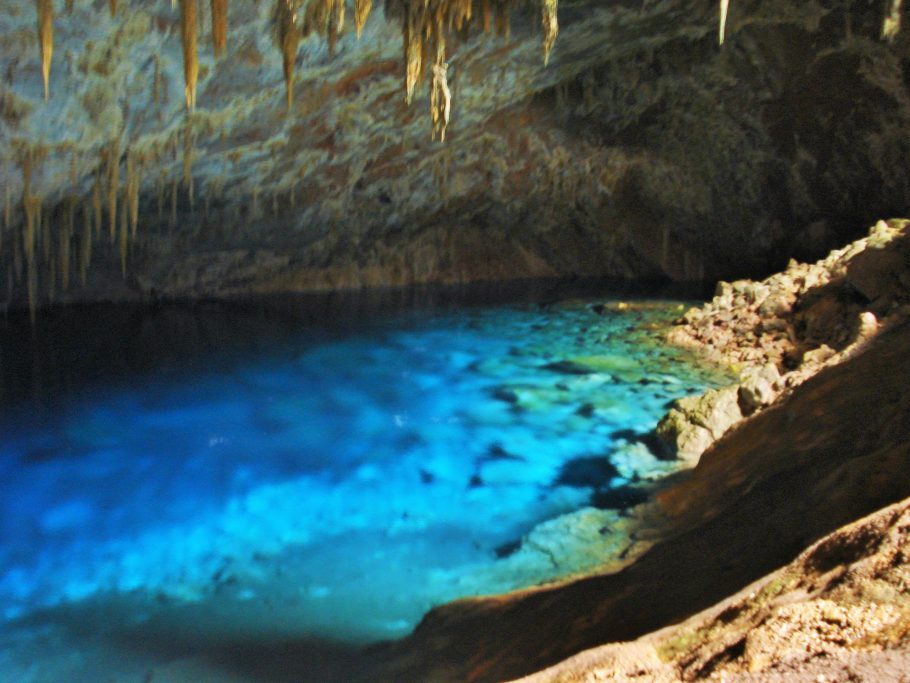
(0, 284, 726, 680)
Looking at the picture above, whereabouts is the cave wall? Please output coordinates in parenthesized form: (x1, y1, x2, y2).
(1, 0, 909, 308)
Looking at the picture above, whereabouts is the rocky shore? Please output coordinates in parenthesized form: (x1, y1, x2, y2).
(356, 220, 910, 682)
(657, 219, 910, 464)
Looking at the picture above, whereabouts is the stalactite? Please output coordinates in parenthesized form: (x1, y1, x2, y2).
(354, 0, 371, 38)
(170, 177, 178, 228)
(27, 254, 37, 321)
(883, 0, 903, 40)
(180, 0, 199, 111)
(119, 188, 128, 275)
(275, 0, 301, 111)
(79, 201, 92, 285)
(41, 204, 50, 262)
(20, 149, 33, 200)
(211, 0, 228, 57)
(542, 0, 558, 65)
(404, 7, 421, 105)
(13, 228, 22, 282)
(183, 120, 195, 209)
(104, 140, 120, 243)
(126, 151, 140, 239)
(46, 230, 56, 303)
(326, 0, 344, 56)
(22, 195, 40, 323)
(430, 41, 450, 141)
(494, 4, 510, 39)
(91, 172, 103, 239)
(719, 0, 729, 45)
(156, 173, 165, 220)
(60, 198, 73, 290)
(110, 0, 119, 17)
(37, 0, 53, 101)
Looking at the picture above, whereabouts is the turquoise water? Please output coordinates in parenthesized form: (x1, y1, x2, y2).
(0, 289, 725, 681)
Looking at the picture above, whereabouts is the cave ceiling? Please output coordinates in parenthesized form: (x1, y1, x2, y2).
(1, 0, 909, 309)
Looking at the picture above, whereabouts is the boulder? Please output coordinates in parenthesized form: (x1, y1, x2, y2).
(656, 386, 743, 464)
(846, 246, 906, 305)
(738, 363, 781, 414)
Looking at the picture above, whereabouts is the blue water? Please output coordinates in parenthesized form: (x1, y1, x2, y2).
(0, 290, 726, 680)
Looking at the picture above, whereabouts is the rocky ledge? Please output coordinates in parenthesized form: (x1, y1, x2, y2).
(657, 218, 910, 464)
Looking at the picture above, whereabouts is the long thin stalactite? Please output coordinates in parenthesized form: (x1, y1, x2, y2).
(37, 0, 53, 101)
(211, 0, 228, 57)
(180, 0, 199, 111)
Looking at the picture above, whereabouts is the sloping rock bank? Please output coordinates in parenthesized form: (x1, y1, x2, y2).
(520, 496, 910, 683)
(657, 219, 910, 463)
(353, 223, 910, 682)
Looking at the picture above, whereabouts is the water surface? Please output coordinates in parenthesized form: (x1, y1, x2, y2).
(0, 284, 726, 681)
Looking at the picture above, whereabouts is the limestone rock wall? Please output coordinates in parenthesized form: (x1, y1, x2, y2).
(1, 0, 909, 306)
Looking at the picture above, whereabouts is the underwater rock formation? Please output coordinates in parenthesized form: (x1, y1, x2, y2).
(1, 0, 910, 310)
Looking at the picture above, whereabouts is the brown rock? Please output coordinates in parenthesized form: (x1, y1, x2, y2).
(738, 363, 781, 414)
(656, 386, 743, 464)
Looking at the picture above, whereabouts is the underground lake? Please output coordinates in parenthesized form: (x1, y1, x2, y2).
(0, 283, 729, 681)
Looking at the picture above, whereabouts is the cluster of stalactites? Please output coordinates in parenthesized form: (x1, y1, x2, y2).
(274, 0, 558, 134)
(274, 0, 347, 110)
(3, 142, 146, 321)
(30, 0, 556, 134)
